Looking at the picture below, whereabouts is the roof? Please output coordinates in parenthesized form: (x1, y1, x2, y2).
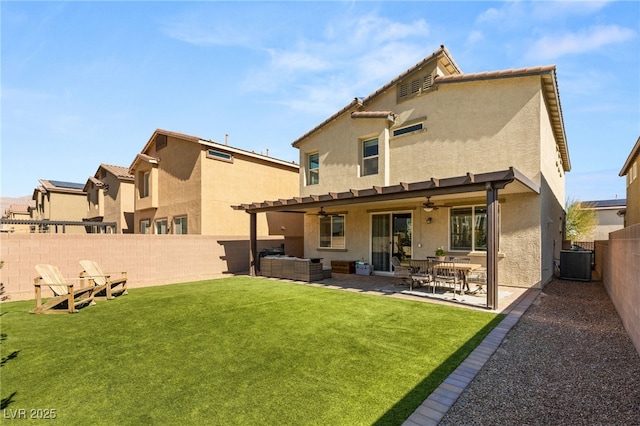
(129, 128, 299, 173)
(4, 204, 31, 216)
(100, 164, 134, 181)
(580, 199, 626, 209)
(292, 45, 460, 148)
(289, 47, 570, 172)
(36, 179, 87, 195)
(233, 167, 539, 214)
(619, 136, 640, 176)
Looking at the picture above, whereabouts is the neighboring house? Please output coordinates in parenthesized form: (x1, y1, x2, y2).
(578, 199, 626, 241)
(619, 136, 640, 227)
(235, 45, 570, 308)
(84, 163, 135, 233)
(129, 129, 301, 242)
(1, 204, 32, 233)
(31, 179, 87, 233)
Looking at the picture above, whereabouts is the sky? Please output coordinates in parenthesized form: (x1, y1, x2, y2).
(1, 1, 639, 202)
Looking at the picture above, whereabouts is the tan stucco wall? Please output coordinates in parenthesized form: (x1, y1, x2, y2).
(301, 192, 545, 288)
(132, 134, 300, 236)
(626, 167, 640, 226)
(32, 191, 87, 234)
(200, 151, 299, 236)
(298, 76, 547, 195)
(294, 75, 567, 289)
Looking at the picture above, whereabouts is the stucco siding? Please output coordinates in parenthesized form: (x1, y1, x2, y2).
(626, 172, 640, 226)
(298, 76, 545, 194)
(201, 152, 299, 236)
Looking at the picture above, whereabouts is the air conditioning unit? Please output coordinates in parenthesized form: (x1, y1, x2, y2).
(560, 250, 592, 282)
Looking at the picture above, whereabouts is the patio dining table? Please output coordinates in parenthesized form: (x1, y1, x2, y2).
(410, 259, 482, 292)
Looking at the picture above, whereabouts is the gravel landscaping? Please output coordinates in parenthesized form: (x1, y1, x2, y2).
(440, 279, 640, 426)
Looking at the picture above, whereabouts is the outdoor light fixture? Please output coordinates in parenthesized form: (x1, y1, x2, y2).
(426, 217, 433, 224)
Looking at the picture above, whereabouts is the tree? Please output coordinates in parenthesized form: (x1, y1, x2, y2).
(565, 199, 597, 241)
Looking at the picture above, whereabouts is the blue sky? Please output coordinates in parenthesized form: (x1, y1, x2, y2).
(2, 1, 638, 201)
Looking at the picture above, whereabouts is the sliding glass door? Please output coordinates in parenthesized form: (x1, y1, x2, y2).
(371, 212, 412, 273)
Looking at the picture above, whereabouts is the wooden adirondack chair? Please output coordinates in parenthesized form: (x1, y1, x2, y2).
(31, 264, 96, 314)
(79, 260, 128, 300)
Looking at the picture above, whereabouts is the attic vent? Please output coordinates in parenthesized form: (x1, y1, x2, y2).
(156, 134, 167, 150)
(423, 75, 433, 91)
(411, 79, 420, 94)
(399, 83, 409, 98)
(397, 72, 435, 102)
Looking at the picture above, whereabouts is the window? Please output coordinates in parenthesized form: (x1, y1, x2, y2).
(174, 216, 187, 234)
(393, 123, 423, 137)
(319, 215, 345, 249)
(140, 219, 150, 234)
(361, 138, 378, 176)
(207, 149, 233, 162)
(308, 152, 319, 185)
(450, 206, 488, 251)
(140, 171, 150, 198)
(155, 219, 168, 234)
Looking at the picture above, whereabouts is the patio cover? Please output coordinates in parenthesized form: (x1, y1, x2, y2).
(233, 167, 539, 309)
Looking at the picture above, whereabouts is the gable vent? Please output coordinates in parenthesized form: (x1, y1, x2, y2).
(398, 72, 435, 102)
(423, 75, 433, 91)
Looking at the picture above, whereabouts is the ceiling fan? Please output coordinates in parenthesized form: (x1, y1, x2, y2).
(422, 196, 440, 212)
(317, 207, 329, 217)
(309, 207, 346, 217)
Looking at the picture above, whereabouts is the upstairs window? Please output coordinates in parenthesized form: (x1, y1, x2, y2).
(319, 215, 345, 249)
(361, 138, 379, 176)
(308, 152, 319, 185)
(140, 171, 150, 198)
(207, 149, 233, 163)
(393, 122, 424, 137)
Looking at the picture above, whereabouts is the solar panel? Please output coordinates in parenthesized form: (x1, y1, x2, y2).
(48, 180, 85, 190)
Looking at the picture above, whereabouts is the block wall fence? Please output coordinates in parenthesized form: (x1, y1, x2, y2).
(0, 234, 297, 301)
(595, 223, 640, 356)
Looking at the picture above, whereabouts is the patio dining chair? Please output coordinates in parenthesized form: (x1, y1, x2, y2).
(434, 261, 464, 300)
(392, 256, 411, 286)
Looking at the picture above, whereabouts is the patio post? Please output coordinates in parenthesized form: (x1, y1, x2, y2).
(486, 182, 499, 309)
(249, 212, 258, 277)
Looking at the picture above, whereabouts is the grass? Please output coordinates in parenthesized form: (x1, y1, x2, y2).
(1, 277, 504, 425)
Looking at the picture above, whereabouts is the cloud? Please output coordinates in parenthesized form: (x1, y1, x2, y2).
(526, 25, 636, 61)
(241, 11, 433, 115)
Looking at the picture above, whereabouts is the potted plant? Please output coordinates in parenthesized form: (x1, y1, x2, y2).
(435, 247, 446, 261)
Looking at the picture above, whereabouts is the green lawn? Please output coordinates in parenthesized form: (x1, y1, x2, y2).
(1, 277, 503, 425)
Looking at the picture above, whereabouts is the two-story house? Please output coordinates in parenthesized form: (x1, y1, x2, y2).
(577, 199, 625, 241)
(129, 129, 302, 243)
(235, 45, 570, 308)
(1, 204, 32, 233)
(619, 136, 640, 227)
(31, 179, 87, 233)
(83, 163, 135, 233)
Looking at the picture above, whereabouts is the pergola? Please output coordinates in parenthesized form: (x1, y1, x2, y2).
(233, 167, 539, 309)
(0, 219, 117, 234)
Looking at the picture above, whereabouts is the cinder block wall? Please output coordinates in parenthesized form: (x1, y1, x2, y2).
(0, 234, 289, 301)
(597, 223, 640, 356)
